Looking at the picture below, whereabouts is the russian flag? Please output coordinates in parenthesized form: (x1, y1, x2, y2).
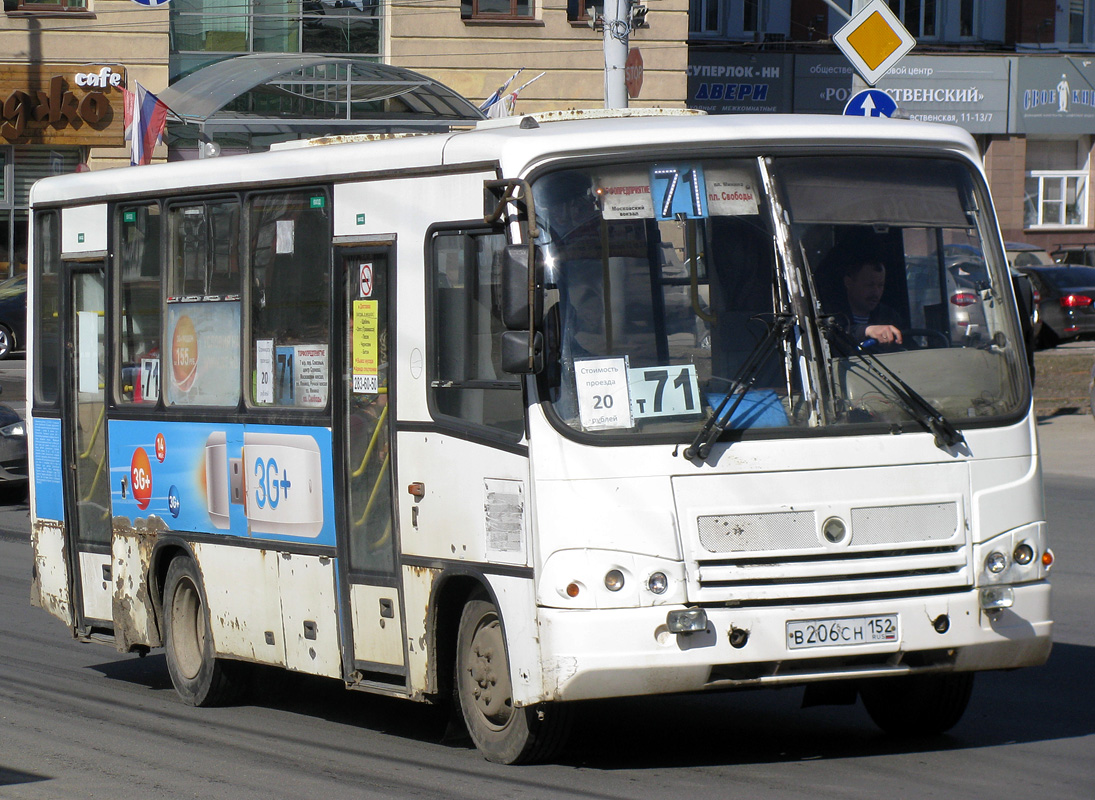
(123, 82, 169, 166)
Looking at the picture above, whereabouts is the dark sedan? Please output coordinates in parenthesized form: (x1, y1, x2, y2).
(0, 274, 26, 360)
(1017, 264, 1095, 346)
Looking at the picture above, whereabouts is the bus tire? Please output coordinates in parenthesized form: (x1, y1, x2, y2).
(455, 597, 571, 764)
(163, 556, 242, 707)
(860, 672, 974, 736)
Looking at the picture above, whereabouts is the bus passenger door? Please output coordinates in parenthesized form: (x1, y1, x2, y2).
(340, 247, 406, 683)
(64, 264, 114, 633)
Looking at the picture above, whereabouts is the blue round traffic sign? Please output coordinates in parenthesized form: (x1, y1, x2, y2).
(130, 0, 171, 6)
(843, 89, 898, 118)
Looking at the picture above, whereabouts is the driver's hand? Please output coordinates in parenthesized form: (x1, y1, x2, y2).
(865, 324, 902, 345)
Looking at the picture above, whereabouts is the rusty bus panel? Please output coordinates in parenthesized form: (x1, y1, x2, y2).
(30, 520, 72, 627)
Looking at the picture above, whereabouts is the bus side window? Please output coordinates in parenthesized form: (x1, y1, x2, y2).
(117, 203, 162, 405)
(33, 210, 61, 407)
(430, 229, 523, 437)
(249, 189, 331, 408)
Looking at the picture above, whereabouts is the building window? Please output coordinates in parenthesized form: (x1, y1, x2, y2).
(888, 0, 936, 38)
(1025, 138, 1091, 228)
(743, 0, 758, 33)
(567, 0, 593, 22)
(1069, 0, 1086, 44)
(1025, 173, 1088, 227)
(689, 0, 722, 34)
(959, 0, 976, 38)
(15, 0, 87, 10)
(460, 0, 533, 20)
(171, 0, 381, 66)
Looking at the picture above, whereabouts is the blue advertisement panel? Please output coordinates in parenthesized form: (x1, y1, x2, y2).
(687, 52, 792, 114)
(31, 416, 65, 522)
(108, 419, 337, 547)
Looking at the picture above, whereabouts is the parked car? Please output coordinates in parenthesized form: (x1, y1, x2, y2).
(1015, 264, 1095, 346)
(0, 274, 27, 360)
(1005, 241, 1056, 269)
(0, 386, 27, 499)
(1004, 243, 1046, 342)
(1050, 244, 1095, 267)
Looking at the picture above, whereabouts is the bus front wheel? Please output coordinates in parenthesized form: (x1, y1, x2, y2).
(163, 556, 242, 707)
(455, 596, 571, 764)
(860, 672, 974, 736)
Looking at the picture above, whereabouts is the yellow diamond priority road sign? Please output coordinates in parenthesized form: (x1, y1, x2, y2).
(833, 0, 916, 86)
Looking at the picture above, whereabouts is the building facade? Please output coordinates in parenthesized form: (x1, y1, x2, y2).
(688, 0, 1095, 250)
(389, 0, 689, 112)
(1, 0, 168, 274)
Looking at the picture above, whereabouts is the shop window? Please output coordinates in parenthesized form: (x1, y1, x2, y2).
(430, 229, 523, 437)
(461, 0, 534, 20)
(1025, 139, 1091, 228)
(249, 189, 331, 409)
(117, 204, 163, 405)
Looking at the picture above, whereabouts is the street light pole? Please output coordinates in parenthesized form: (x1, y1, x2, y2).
(602, 0, 631, 109)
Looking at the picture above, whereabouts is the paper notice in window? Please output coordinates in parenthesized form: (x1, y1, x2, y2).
(276, 219, 295, 254)
(575, 357, 633, 430)
(596, 172, 655, 220)
(352, 299, 379, 394)
(705, 168, 759, 216)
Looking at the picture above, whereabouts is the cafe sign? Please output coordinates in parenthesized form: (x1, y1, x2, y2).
(1, 64, 126, 146)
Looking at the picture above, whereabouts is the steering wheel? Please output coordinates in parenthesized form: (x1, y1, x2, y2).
(903, 328, 951, 349)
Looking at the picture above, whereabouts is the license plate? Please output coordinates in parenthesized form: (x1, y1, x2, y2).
(786, 614, 898, 650)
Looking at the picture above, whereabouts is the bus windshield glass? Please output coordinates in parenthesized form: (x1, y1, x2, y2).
(533, 155, 1026, 440)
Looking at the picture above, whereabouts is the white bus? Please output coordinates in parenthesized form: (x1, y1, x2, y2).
(28, 111, 1052, 764)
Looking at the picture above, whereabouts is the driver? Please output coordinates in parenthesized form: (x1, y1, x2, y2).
(841, 258, 904, 347)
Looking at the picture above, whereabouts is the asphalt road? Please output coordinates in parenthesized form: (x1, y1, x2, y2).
(0, 412, 1092, 798)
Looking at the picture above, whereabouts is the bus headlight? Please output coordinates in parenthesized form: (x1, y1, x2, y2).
(985, 551, 1008, 575)
(647, 572, 668, 595)
(604, 569, 625, 592)
(1013, 543, 1035, 565)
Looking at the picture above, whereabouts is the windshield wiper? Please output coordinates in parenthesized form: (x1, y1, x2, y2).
(819, 317, 965, 450)
(683, 314, 792, 461)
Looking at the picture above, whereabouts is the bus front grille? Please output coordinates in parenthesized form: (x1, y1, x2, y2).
(689, 501, 970, 605)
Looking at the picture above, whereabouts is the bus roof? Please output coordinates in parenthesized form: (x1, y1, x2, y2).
(29, 113, 981, 208)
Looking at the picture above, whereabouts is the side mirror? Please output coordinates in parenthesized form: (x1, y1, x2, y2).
(500, 330, 543, 374)
(501, 244, 542, 330)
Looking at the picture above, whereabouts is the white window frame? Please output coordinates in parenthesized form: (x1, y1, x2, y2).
(690, 0, 724, 35)
(888, 0, 938, 40)
(1025, 170, 1089, 228)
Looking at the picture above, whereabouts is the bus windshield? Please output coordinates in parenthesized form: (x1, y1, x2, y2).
(533, 155, 1027, 440)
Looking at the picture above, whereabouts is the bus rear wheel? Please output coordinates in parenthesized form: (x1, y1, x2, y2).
(860, 672, 974, 736)
(455, 596, 571, 764)
(163, 556, 243, 707)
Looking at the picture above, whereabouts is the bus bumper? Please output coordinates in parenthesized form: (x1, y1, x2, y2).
(534, 581, 1052, 702)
